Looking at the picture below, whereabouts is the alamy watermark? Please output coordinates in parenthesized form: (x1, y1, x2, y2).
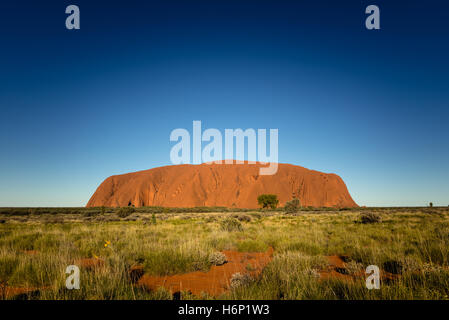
(365, 265, 381, 289)
(65, 5, 80, 30)
(169, 121, 279, 175)
(64, 4, 379, 31)
(65, 265, 80, 290)
(365, 5, 380, 30)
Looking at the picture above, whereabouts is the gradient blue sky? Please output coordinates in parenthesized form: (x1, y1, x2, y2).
(0, 0, 448, 207)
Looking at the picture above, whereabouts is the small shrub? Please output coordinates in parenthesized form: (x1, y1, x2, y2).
(302, 268, 320, 279)
(44, 217, 64, 224)
(205, 216, 217, 223)
(117, 207, 135, 218)
(249, 212, 262, 219)
(232, 214, 251, 222)
(421, 263, 442, 273)
(209, 252, 227, 266)
(345, 260, 363, 275)
(257, 194, 279, 209)
(229, 272, 253, 289)
(359, 212, 382, 224)
(220, 218, 243, 232)
(151, 213, 157, 224)
(403, 257, 421, 273)
(82, 210, 100, 217)
(284, 198, 301, 213)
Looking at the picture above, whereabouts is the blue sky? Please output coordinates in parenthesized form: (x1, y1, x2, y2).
(0, 0, 448, 207)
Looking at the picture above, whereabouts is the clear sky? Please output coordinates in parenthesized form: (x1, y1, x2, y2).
(0, 0, 448, 207)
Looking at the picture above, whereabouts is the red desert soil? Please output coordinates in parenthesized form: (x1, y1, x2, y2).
(87, 162, 357, 208)
(0, 285, 47, 299)
(320, 255, 400, 282)
(319, 255, 355, 281)
(22, 250, 39, 255)
(75, 257, 105, 270)
(137, 247, 274, 296)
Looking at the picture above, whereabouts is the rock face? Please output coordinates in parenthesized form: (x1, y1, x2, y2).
(86, 162, 358, 208)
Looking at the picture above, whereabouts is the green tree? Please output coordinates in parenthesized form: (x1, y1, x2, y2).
(257, 194, 279, 209)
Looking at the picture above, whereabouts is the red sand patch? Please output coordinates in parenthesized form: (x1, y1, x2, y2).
(75, 257, 104, 270)
(22, 250, 39, 255)
(320, 255, 401, 283)
(326, 255, 347, 269)
(137, 247, 274, 296)
(0, 285, 44, 299)
(319, 255, 355, 281)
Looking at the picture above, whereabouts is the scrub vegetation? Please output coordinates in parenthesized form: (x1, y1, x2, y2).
(0, 207, 448, 300)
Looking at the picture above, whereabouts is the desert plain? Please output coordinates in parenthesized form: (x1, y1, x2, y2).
(0, 206, 448, 300)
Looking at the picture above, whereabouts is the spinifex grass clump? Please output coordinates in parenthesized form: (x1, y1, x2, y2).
(231, 214, 252, 222)
(220, 218, 243, 232)
(284, 198, 301, 213)
(209, 252, 227, 266)
(117, 207, 135, 218)
(359, 212, 382, 224)
(345, 260, 363, 275)
(230, 272, 253, 289)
